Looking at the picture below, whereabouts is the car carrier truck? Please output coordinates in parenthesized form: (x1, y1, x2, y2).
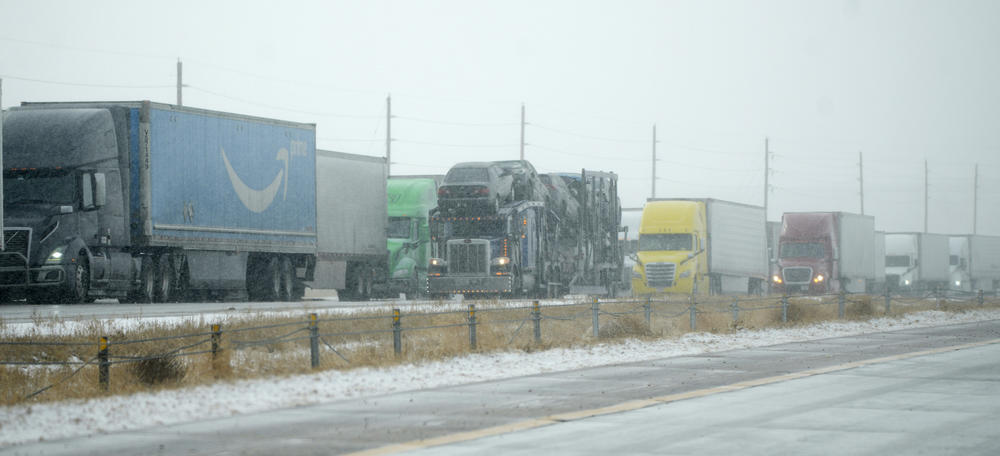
(1, 100, 385, 303)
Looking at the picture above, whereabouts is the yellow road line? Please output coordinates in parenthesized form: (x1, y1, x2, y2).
(346, 337, 1000, 456)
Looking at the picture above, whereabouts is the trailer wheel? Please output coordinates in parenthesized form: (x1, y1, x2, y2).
(267, 257, 282, 301)
(280, 257, 295, 301)
(156, 255, 173, 303)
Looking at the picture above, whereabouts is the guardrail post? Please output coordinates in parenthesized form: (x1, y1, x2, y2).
(978, 289, 985, 306)
(468, 304, 477, 350)
(211, 323, 221, 360)
(781, 296, 788, 323)
(392, 308, 402, 355)
(884, 288, 891, 314)
(689, 298, 697, 331)
(644, 296, 652, 328)
(532, 300, 542, 344)
(98, 337, 109, 391)
(731, 297, 739, 323)
(592, 297, 600, 338)
(838, 291, 846, 319)
(309, 313, 319, 368)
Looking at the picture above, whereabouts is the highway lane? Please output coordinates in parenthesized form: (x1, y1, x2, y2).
(4, 319, 998, 455)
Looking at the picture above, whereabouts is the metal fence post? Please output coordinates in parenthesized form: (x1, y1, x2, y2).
(468, 304, 477, 350)
(309, 313, 319, 368)
(644, 296, 652, 328)
(211, 324, 221, 361)
(392, 308, 402, 355)
(98, 337, 109, 391)
(884, 288, 891, 314)
(689, 298, 697, 331)
(731, 297, 739, 323)
(532, 300, 542, 344)
(592, 297, 600, 338)
(978, 289, 985, 306)
(838, 291, 846, 319)
(781, 296, 788, 323)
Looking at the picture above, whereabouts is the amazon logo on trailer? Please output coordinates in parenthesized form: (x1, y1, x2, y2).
(220, 140, 306, 213)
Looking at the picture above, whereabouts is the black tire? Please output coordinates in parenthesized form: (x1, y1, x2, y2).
(156, 255, 173, 303)
(129, 256, 156, 303)
(66, 262, 91, 304)
(280, 257, 295, 301)
(267, 256, 282, 301)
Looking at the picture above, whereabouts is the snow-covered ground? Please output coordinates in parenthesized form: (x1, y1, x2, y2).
(2, 309, 999, 448)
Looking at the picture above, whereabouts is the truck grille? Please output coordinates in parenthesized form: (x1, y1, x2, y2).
(448, 242, 488, 274)
(645, 262, 676, 288)
(783, 267, 813, 284)
(0, 229, 31, 268)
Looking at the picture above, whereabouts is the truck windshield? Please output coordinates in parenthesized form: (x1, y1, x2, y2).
(885, 255, 910, 267)
(639, 234, 692, 251)
(387, 217, 411, 239)
(437, 217, 506, 238)
(4, 169, 76, 205)
(445, 167, 488, 183)
(780, 242, 825, 259)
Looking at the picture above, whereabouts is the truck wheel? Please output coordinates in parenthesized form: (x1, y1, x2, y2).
(131, 257, 156, 303)
(280, 257, 295, 301)
(266, 257, 282, 301)
(156, 255, 173, 303)
(67, 262, 92, 304)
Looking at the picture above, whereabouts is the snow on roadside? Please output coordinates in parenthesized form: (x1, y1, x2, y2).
(2, 309, 999, 447)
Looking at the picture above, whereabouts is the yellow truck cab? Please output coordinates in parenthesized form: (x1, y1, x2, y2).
(632, 200, 708, 295)
(632, 198, 768, 296)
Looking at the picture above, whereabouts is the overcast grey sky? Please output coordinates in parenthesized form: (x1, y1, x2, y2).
(1, 0, 998, 235)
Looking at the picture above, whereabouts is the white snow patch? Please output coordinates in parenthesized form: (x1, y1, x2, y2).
(2, 309, 998, 447)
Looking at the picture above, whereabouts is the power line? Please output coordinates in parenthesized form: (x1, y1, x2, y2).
(186, 85, 382, 119)
(393, 139, 517, 149)
(393, 115, 517, 128)
(530, 143, 646, 162)
(0, 73, 173, 89)
(530, 123, 647, 144)
(0, 35, 174, 60)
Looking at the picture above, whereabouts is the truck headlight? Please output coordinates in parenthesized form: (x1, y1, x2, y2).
(772, 274, 783, 284)
(678, 270, 691, 279)
(813, 274, 824, 283)
(490, 256, 511, 275)
(631, 269, 643, 279)
(491, 256, 511, 267)
(904, 279, 911, 286)
(954, 280, 961, 287)
(46, 246, 66, 264)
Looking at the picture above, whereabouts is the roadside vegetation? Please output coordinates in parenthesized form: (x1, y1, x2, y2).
(2, 293, 997, 406)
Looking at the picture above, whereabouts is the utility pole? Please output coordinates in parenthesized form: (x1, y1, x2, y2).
(973, 163, 979, 234)
(764, 137, 769, 221)
(519, 103, 525, 161)
(0, 78, 4, 251)
(386, 95, 392, 177)
(924, 159, 929, 232)
(176, 60, 183, 106)
(859, 151, 865, 215)
(651, 125, 657, 199)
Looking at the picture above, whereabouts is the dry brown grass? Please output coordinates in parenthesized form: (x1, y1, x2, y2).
(3, 294, 999, 407)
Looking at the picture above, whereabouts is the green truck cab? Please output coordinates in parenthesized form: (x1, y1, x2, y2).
(387, 177, 439, 297)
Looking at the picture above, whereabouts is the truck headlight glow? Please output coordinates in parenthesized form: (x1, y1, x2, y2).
(772, 274, 783, 284)
(491, 256, 511, 266)
(813, 274, 824, 283)
(904, 279, 911, 286)
(429, 258, 447, 267)
(955, 280, 961, 287)
(45, 246, 66, 264)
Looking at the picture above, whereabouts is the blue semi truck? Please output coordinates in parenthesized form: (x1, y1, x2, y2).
(1, 100, 385, 303)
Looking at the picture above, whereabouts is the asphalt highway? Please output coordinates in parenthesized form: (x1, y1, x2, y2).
(4, 319, 999, 456)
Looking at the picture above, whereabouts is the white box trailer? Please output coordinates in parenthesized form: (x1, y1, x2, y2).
(311, 150, 388, 297)
(885, 232, 950, 291)
(969, 234, 1000, 291)
(705, 199, 769, 293)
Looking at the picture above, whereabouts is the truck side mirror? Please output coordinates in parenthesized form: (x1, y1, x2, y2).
(93, 173, 107, 208)
(81, 173, 94, 210)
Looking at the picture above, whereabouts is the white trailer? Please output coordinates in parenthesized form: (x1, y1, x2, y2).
(705, 199, 769, 294)
(311, 150, 388, 299)
(885, 233, 950, 291)
(969, 235, 1000, 292)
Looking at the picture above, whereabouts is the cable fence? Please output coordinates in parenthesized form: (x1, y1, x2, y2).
(3, 289, 997, 402)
